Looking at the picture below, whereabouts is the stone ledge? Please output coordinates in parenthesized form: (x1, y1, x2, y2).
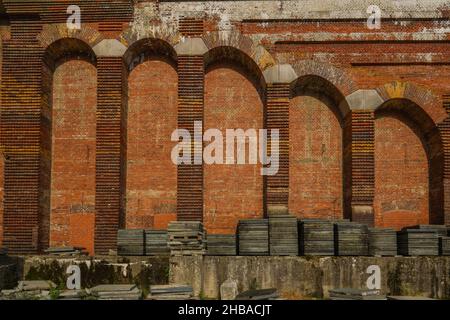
(170, 255, 450, 299)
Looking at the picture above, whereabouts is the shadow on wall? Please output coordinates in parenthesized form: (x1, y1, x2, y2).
(374, 98, 444, 229)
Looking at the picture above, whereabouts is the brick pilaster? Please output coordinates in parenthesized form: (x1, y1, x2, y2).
(346, 110, 375, 226)
(95, 57, 127, 254)
(176, 56, 204, 221)
(265, 83, 290, 216)
(1, 17, 44, 253)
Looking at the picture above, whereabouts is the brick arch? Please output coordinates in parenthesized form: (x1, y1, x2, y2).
(120, 23, 182, 52)
(40, 38, 98, 254)
(375, 82, 446, 125)
(43, 38, 97, 70)
(374, 98, 445, 228)
(37, 24, 103, 50)
(204, 45, 267, 99)
(291, 60, 357, 98)
(202, 30, 276, 72)
(123, 37, 178, 73)
(291, 74, 350, 119)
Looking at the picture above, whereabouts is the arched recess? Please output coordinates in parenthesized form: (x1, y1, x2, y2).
(374, 98, 444, 229)
(123, 39, 178, 230)
(289, 75, 350, 220)
(204, 46, 266, 234)
(41, 38, 97, 254)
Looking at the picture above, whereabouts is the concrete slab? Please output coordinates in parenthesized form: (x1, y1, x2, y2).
(90, 284, 137, 293)
(345, 89, 384, 111)
(93, 39, 127, 57)
(174, 38, 208, 56)
(18, 280, 55, 291)
(263, 64, 297, 84)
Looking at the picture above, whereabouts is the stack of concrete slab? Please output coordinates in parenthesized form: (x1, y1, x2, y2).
(329, 288, 385, 300)
(334, 222, 369, 256)
(397, 229, 439, 256)
(368, 228, 397, 256)
(238, 219, 269, 256)
(117, 229, 145, 256)
(330, 219, 351, 223)
(206, 234, 236, 256)
(44, 247, 87, 256)
(438, 236, 450, 256)
(144, 230, 170, 256)
(148, 284, 194, 300)
(408, 224, 448, 237)
(298, 219, 334, 256)
(58, 290, 86, 300)
(90, 284, 141, 300)
(168, 221, 206, 256)
(269, 215, 298, 256)
(1, 280, 56, 300)
(407, 225, 449, 256)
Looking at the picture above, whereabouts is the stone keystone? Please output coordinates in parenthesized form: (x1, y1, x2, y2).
(263, 64, 297, 84)
(174, 38, 208, 56)
(345, 89, 384, 111)
(93, 39, 127, 57)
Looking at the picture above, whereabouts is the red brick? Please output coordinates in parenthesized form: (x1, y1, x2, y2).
(50, 60, 96, 249)
(204, 64, 264, 234)
(374, 114, 429, 230)
(69, 213, 95, 255)
(289, 95, 343, 219)
(126, 58, 178, 229)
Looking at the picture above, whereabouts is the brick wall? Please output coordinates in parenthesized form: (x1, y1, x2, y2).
(50, 60, 96, 254)
(204, 63, 264, 234)
(289, 95, 343, 220)
(0, 1, 449, 253)
(0, 33, 2, 247)
(374, 113, 429, 230)
(126, 58, 178, 230)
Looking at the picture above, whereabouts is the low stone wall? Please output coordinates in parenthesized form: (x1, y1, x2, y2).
(15, 255, 169, 293)
(169, 256, 450, 299)
(8, 255, 450, 300)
